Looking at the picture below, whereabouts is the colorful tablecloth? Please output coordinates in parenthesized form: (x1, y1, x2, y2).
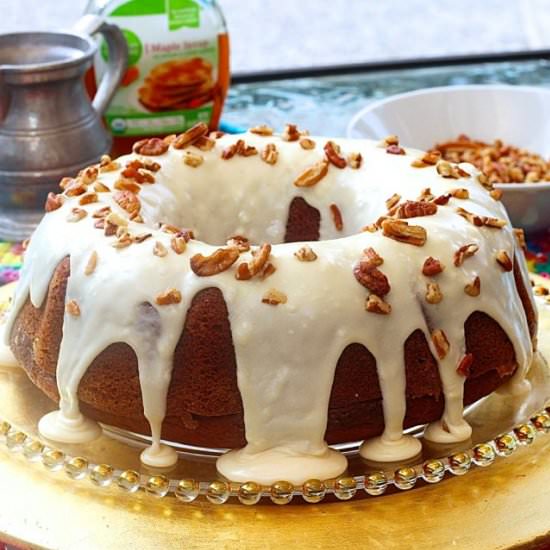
(0, 233, 548, 285)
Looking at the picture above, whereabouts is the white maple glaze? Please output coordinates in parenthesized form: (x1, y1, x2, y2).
(4, 132, 536, 485)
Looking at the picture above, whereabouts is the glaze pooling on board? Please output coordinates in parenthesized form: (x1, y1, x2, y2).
(4, 132, 535, 484)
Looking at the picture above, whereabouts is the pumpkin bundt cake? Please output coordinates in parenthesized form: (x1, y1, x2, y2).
(5, 123, 537, 484)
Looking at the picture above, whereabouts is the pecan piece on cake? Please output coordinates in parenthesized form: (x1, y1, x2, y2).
(425, 282, 443, 304)
(422, 257, 445, 276)
(354, 248, 390, 297)
(324, 141, 347, 168)
(227, 235, 251, 253)
(294, 245, 317, 262)
(236, 244, 272, 280)
(155, 288, 182, 306)
(250, 124, 274, 136)
(261, 143, 278, 165)
(262, 288, 287, 305)
(431, 329, 450, 359)
(114, 190, 141, 216)
(190, 247, 240, 276)
(65, 299, 81, 317)
(294, 160, 329, 187)
(453, 243, 479, 267)
(330, 204, 344, 231)
(395, 200, 437, 219)
(381, 219, 427, 246)
(496, 250, 513, 272)
(133, 137, 169, 156)
(365, 294, 391, 314)
(172, 122, 209, 149)
(464, 276, 481, 296)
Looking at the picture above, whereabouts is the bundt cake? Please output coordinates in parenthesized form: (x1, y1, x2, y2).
(5, 123, 537, 484)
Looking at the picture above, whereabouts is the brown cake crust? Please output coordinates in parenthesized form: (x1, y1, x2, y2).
(9, 197, 535, 449)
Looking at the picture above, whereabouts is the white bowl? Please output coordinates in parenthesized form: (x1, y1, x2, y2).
(347, 84, 550, 235)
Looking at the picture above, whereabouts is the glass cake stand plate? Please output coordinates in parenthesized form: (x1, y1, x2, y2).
(0, 278, 549, 549)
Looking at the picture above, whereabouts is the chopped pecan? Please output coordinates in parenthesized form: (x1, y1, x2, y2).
(422, 257, 445, 276)
(496, 250, 513, 272)
(299, 137, 316, 150)
(250, 125, 274, 136)
(348, 152, 362, 169)
(354, 265, 390, 297)
(363, 247, 384, 267)
(45, 192, 64, 213)
(193, 136, 216, 151)
(226, 235, 250, 252)
(425, 282, 443, 304)
(396, 200, 437, 219)
(67, 207, 87, 223)
(294, 245, 317, 262)
(104, 221, 116, 236)
(93, 206, 111, 219)
(483, 217, 506, 229)
(112, 234, 133, 249)
(362, 224, 378, 233)
(432, 194, 451, 206)
(456, 207, 484, 227)
(221, 139, 255, 160)
(534, 285, 549, 296)
(190, 247, 240, 276)
(105, 211, 128, 228)
(236, 243, 272, 280)
(436, 160, 458, 178)
(155, 289, 182, 306)
(170, 233, 187, 254)
(456, 353, 474, 377)
(354, 249, 390, 296)
(99, 158, 120, 173)
(453, 243, 479, 267)
(380, 135, 399, 147)
(324, 141, 347, 168)
(450, 188, 470, 199)
(65, 299, 80, 317)
(262, 288, 287, 305)
(183, 151, 204, 167)
(153, 241, 168, 257)
(94, 181, 110, 193)
(282, 124, 301, 142)
(490, 189, 503, 201)
(381, 219, 427, 246)
(78, 193, 98, 206)
(386, 144, 405, 155)
(84, 251, 98, 276)
(59, 177, 73, 191)
(294, 160, 329, 187)
(365, 294, 391, 314)
(330, 204, 344, 231)
(133, 137, 169, 156)
(114, 190, 141, 216)
(114, 179, 141, 193)
(240, 144, 258, 157)
(514, 228, 526, 251)
(80, 166, 98, 185)
(411, 151, 441, 168)
(121, 162, 156, 184)
(418, 187, 434, 202)
(172, 122, 209, 149)
(65, 181, 87, 197)
(464, 276, 481, 296)
(94, 219, 105, 230)
(133, 233, 152, 244)
(431, 329, 450, 359)
(261, 143, 278, 165)
(385, 193, 401, 210)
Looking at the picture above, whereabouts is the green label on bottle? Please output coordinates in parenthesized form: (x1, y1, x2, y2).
(168, 0, 200, 30)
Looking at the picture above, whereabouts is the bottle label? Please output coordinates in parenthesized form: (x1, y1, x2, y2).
(95, 0, 219, 137)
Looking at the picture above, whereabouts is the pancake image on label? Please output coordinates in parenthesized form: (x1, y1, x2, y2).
(138, 58, 215, 112)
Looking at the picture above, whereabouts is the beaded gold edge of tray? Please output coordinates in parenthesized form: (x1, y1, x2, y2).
(0, 279, 549, 508)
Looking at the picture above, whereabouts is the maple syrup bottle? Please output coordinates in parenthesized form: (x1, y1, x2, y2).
(84, 0, 230, 156)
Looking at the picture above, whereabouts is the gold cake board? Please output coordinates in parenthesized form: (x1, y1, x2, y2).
(0, 279, 549, 550)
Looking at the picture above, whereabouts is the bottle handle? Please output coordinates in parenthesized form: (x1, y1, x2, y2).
(73, 14, 128, 117)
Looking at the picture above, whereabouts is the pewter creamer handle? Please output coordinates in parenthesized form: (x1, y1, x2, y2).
(73, 14, 128, 117)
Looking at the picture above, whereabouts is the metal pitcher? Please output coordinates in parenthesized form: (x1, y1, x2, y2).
(0, 15, 128, 240)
